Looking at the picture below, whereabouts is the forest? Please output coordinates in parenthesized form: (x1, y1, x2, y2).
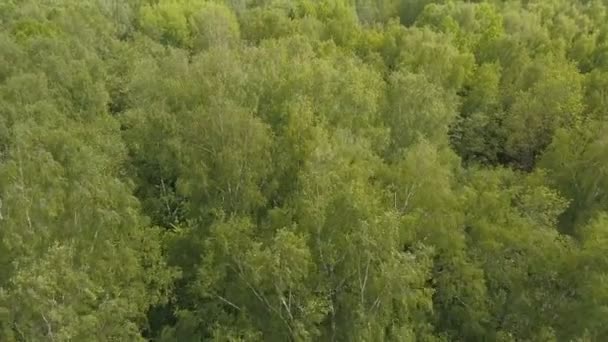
(1, 0, 608, 340)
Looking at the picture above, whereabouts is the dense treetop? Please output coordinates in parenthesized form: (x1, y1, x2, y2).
(1, 0, 608, 340)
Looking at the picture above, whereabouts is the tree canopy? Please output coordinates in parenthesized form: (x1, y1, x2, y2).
(2, 0, 608, 340)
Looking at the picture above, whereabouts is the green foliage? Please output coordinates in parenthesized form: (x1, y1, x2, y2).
(2, 0, 608, 340)
(384, 71, 458, 154)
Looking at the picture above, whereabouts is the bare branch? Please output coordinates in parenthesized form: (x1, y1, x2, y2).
(41, 313, 54, 341)
(215, 294, 242, 311)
